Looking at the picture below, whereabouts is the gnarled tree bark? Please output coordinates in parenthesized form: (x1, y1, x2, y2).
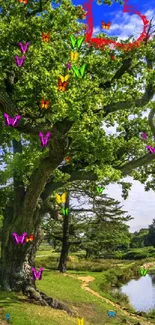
(0, 95, 74, 314)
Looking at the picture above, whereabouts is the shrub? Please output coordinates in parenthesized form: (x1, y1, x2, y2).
(111, 290, 129, 303)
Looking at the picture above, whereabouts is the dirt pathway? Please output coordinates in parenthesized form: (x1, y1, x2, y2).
(63, 273, 155, 325)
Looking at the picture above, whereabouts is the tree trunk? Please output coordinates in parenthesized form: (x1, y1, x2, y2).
(0, 204, 74, 315)
(58, 242, 70, 273)
(58, 194, 70, 273)
(0, 93, 74, 314)
(85, 248, 91, 259)
(0, 204, 42, 292)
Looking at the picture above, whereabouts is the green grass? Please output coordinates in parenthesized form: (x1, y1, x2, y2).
(1, 245, 155, 324)
(0, 291, 78, 325)
(0, 266, 155, 324)
(0, 270, 141, 325)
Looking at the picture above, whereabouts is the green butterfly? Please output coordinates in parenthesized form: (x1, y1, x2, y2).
(71, 64, 87, 78)
(61, 208, 69, 216)
(70, 35, 85, 50)
(96, 187, 104, 194)
(140, 267, 148, 276)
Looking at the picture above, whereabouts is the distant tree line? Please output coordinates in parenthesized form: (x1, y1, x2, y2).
(130, 220, 155, 249)
(42, 188, 155, 271)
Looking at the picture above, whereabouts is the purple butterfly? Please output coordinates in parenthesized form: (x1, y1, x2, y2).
(146, 145, 155, 153)
(4, 113, 21, 127)
(141, 132, 147, 140)
(39, 131, 51, 147)
(31, 267, 44, 280)
(12, 232, 27, 244)
(67, 62, 71, 70)
(15, 55, 26, 67)
(18, 42, 30, 54)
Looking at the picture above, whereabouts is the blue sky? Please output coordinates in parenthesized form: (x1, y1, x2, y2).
(72, 0, 155, 43)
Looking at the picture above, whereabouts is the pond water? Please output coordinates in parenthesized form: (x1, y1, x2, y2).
(121, 274, 155, 312)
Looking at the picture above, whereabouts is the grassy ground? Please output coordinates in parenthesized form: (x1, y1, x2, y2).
(0, 245, 155, 324)
(0, 270, 147, 325)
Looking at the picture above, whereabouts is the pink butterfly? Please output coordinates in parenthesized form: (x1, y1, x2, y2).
(141, 132, 147, 140)
(4, 113, 21, 127)
(146, 145, 155, 153)
(15, 55, 26, 67)
(38, 131, 51, 147)
(18, 42, 30, 54)
(67, 62, 71, 70)
(12, 232, 27, 244)
(31, 267, 44, 280)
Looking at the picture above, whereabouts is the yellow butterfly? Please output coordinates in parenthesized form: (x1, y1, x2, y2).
(77, 318, 84, 325)
(58, 75, 70, 92)
(58, 75, 70, 83)
(71, 51, 79, 62)
(55, 192, 67, 204)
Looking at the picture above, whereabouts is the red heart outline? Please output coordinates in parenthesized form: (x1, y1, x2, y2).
(83, 0, 149, 50)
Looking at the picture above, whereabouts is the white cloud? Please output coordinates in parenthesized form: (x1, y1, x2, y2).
(93, 8, 155, 42)
(93, 26, 101, 34)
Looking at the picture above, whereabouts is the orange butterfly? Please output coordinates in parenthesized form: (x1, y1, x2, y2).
(40, 99, 50, 109)
(42, 32, 50, 42)
(18, 0, 28, 3)
(65, 156, 71, 163)
(25, 234, 34, 242)
(58, 75, 70, 92)
(102, 21, 111, 30)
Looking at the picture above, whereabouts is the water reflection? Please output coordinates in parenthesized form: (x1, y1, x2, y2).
(121, 274, 155, 312)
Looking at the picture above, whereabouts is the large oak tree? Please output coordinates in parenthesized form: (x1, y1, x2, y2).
(0, 0, 155, 313)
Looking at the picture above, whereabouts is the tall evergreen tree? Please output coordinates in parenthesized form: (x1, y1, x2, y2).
(42, 189, 131, 266)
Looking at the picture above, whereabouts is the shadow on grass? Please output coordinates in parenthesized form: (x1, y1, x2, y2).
(0, 292, 24, 308)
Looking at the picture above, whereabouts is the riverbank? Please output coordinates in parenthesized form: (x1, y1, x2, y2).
(0, 255, 155, 324)
(35, 251, 155, 324)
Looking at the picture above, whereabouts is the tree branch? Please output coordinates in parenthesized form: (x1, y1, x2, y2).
(148, 108, 155, 139)
(41, 149, 155, 201)
(0, 90, 18, 116)
(41, 170, 97, 200)
(119, 152, 155, 176)
(19, 123, 72, 226)
(13, 139, 26, 217)
(99, 58, 132, 90)
(102, 85, 154, 117)
(25, 0, 43, 17)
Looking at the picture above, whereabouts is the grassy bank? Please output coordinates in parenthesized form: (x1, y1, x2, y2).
(0, 245, 155, 324)
(0, 269, 152, 325)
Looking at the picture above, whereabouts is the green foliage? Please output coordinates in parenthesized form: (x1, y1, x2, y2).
(145, 219, 155, 248)
(81, 195, 131, 257)
(130, 228, 149, 248)
(123, 247, 155, 260)
(111, 291, 129, 304)
(0, 0, 154, 195)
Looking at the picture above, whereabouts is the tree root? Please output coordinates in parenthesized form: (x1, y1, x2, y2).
(23, 286, 76, 316)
